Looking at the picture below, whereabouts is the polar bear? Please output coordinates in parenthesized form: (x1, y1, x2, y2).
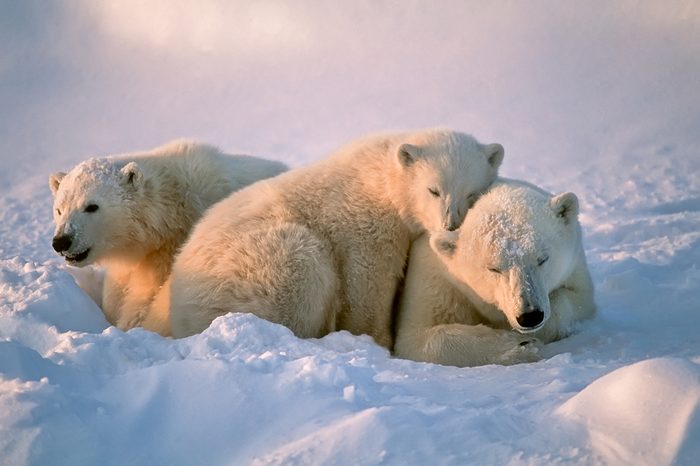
(394, 178, 596, 366)
(166, 129, 505, 347)
(49, 140, 287, 335)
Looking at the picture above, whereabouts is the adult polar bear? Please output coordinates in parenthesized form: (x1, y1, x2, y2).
(49, 140, 287, 335)
(168, 129, 505, 347)
(395, 179, 596, 366)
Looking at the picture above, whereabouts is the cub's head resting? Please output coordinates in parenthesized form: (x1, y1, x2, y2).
(396, 130, 504, 232)
(49, 158, 144, 266)
(430, 180, 581, 333)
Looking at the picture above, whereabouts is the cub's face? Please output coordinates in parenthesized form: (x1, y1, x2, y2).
(49, 159, 142, 266)
(431, 184, 580, 333)
(397, 132, 504, 232)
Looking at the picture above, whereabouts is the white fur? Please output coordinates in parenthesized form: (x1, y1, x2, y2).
(394, 178, 596, 367)
(49, 140, 287, 335)
(166, 129, 504, 347)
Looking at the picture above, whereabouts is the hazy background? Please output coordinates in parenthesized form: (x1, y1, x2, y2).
(2, 1, 698, 185)
(2, 3, 700, 464)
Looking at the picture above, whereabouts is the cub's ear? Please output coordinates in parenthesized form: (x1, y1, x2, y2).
(49, 172, 66, 195)
(119, 162, 143, 188)
(550, 192, 579, 224)
(397, 143, 421, 167)
(484, 143, 504, 169)
(429, 230, 459, 258)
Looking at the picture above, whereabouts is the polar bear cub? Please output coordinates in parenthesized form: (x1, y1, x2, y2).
(394, 178, 596, 366)
(49, 140, 287, 335)
(167, 129, 505, 347)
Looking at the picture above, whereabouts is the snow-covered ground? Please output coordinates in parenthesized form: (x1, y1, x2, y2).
(1, 1, 699, 464)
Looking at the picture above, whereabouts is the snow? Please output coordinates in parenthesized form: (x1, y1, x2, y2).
(54, 158, 125, 200)
(1, 1, 699, 465)
(558, 358, 700, 466)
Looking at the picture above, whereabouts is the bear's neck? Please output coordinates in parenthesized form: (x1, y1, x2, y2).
(381, 164, 424, 237)
(129, 174, 196, 257)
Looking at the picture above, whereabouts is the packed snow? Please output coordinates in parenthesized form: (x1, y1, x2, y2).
(1, 1, 699, 465)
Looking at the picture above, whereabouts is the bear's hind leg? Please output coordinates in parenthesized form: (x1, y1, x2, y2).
(259, 223, 339, 338)
(170, 222, 337, 339)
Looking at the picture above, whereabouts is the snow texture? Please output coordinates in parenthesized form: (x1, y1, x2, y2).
(1, 1, 699, 465)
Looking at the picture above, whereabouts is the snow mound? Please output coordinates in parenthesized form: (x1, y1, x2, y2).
(0, 259, 107, 346)
(558, 358, 700, 466)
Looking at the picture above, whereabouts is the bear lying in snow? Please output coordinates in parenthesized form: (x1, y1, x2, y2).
(49, 140, 287, 335)
(394, 178, 596, 366)
(165, 129, 505, 347)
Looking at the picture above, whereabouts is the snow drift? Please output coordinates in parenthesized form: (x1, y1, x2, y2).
(1, 1, 699, 465)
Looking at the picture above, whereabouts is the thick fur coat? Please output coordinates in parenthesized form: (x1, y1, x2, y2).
(49, 140, 287, 335)
(166, 129, 504, 346)
(394, 178, 596, 366)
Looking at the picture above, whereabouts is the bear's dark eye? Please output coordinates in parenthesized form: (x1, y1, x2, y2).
(84, 204, 99, 213)
(428, 187, 440, 198)
(56, 208, 61, 216)
(488, 267, 502, 274)
(537, 256, 549, 266)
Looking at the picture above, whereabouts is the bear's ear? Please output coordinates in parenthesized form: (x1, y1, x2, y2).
(430, 230, 459, 258)
(49, 172, 66, 195)
(397, 143, 421, 167)
(484, 143, 504, 169)
(550, 192, 579, 224)
(119, 162, 143, 189)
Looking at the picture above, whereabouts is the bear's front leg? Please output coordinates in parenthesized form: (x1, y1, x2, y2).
(396, 323, 541, 367)
(101, 271, 127, 326)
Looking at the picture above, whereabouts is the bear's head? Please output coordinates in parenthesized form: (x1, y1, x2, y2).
(396, 130, 504, 232)
(49, 158, 144, 266)
(430, 180, 581, 333)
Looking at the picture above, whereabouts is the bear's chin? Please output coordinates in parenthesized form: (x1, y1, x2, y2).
(512, 323, 545, 334)
(64, 248, 91, 264)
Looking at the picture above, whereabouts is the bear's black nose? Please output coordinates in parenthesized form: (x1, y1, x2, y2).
(52, 234, 72, 253)
(516, 310, 544, 329)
